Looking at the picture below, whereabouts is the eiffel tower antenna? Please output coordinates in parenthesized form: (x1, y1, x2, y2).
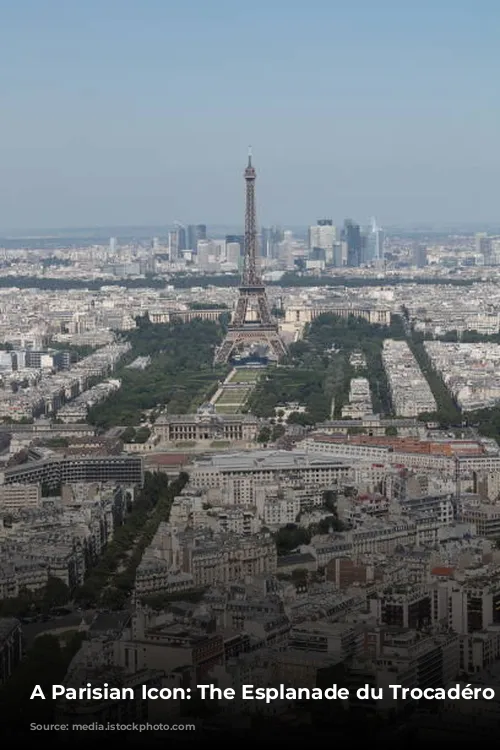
(214, 152, 287, 365)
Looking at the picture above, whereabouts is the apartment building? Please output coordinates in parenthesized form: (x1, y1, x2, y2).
(189, 450, 353, 492)
(136, 522, 277, 590)
(289, 621, 366, 659)
(316, 415, 422, 437)
(438, 572, 500, 634)
(382, 339, 436, 416)
(0, 483, 41, 513)
(0, 341, 130, 420)
(0, 485, 130, 593)
(349, 630, 460, 710)
(284, 303, 391, 326)
(134, 564, 194, 598)
(262, 493, 301, 528)
(459, 501, 500, 537)
(425, 341, 500, 410)
(118, 608, 225, 681)
(309, 517, 442, 566)
(3, 454, 144, 488)
(302, 432, 500, 475)
(341, 377, 373, 418)
(369, 587, 432, 629)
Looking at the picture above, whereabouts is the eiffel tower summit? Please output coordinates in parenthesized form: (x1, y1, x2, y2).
(214, 150, 288, 365)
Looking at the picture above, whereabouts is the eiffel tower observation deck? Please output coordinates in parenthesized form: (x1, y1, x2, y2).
(214, 151, 287, 365)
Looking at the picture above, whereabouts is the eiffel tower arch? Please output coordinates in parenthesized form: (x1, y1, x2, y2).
(214, 151, 287, 366)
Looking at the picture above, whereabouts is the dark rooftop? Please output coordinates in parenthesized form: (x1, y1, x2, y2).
(277, 552, 316, 567)
(90, 611, 131, 634)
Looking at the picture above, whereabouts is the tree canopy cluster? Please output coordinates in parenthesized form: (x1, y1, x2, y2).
(188, 302, 228, 310)
(48, 341, 96, 362)
(1, 473, 185, 617)
(88, 317, 228, 428)
(75, 471, 188, 610)
(0, 575, 71, 618)
(168, 272, 474, 290)
(0, 276, 167, 291)
(407, 337, 462, 426)
(257, 423, 286, 444)
(0, 272, 475, 293)
(120, 426, 151, 443)
(274, 491, 346, 555)
(406, 324, 500, 436)
(246, 313, 404, 423)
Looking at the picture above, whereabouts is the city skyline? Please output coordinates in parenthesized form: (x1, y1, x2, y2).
(5, 0, 500, 731)
(1, 0, 500, 228)
(4, 220, 500, 242)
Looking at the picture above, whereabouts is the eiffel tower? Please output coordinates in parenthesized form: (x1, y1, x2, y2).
(214, 150, 287, 365)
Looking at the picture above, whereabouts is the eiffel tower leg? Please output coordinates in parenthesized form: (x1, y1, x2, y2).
(232, 296, 249, 327)
(214, 333, 238, 365)
(256, 293, 273, 325)
(266, 334, 288, 359)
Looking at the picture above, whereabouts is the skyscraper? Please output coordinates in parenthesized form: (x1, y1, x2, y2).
(365, 218, 384, 263)
(225, 242, 241, 267)
(168, 230, 179, 261)
(261, 228, 271, 258)
(226, 234, 244, 259)
(261, 226, 283, 259)
(309, 220, 336, 265)
(476, 232, 492, 264)
(342, 220, 362, 267)
(333, 242, 346, 267)
(188, 224, 207, 251)
(177, 226, 187, 252)
(414, 245, 427, 268)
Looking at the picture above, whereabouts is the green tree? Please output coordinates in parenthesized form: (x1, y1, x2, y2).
(100, 586, 127, 610)
(257, 426, 271, 443)
(88, 319, 229, 428)
(0, 588, 39, 618)
(317, 515, 344, 533)
(291, 568, 309, 586)
(274, 524, 311, 556)
(287, 411, 313, 426)
(43, 576, 70, 608)
(74, 471, 189, 604)
(135, 426, 151, 443)
(74, 581, 99, 607)
(121, 426, 136, 442)
(322, 489, 338, 513)
(271, 423, 285, 441)
(246, 312, 400, 424)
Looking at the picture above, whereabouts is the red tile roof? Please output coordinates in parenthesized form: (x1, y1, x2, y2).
(146, 453, 190, 465)
(431, 566, 454, 576)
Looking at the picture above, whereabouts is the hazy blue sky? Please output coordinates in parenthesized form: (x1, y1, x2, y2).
(1, 0, 499, 230)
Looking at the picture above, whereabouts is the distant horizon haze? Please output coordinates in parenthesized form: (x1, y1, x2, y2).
(3, 222, 500, 241)
(1, 0, 500, 229)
